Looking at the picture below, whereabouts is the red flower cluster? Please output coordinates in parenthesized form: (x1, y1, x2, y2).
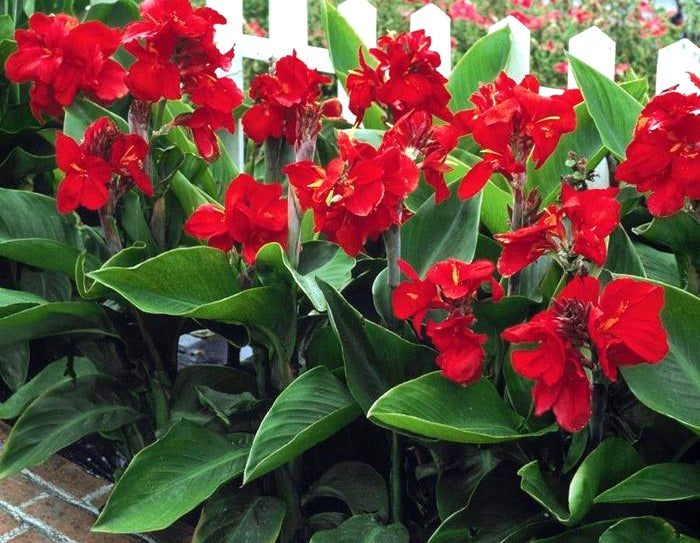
(241, 53, 340, 147)
(346, 30, 452, 124)
(5, 13, 127, 121)
(284, 132, 418, 256)
(615, 76, 700, 217)
(502, 275, 668, 431)
(122, 0, 243, 161)
(184, 174, 287, 264)
(55, 118, 152, 214)
(381, 111, 460, 203)
(494, 185, 621, 276)
(455, 72, 581, 200)
(392, 258, 504, 385)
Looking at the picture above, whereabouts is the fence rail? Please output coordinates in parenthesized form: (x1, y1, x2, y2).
(206, 0, 700, 165)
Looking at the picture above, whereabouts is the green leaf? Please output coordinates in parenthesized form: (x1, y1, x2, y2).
(169, 170, 215, 216)
(447, 26, 511, 112)
(429, 465, 545, 543)
(480, 180, 512, 234)
(0, 357, 97, 419)
(170, 365, 257, 425)
(595, 463, 700, 504)
(567, 54, 642, 159)
(94, 421, 252, 533)
(310, 514, 409, 543)
(368, 373, 555, 443)
(520, 439, 644, 526)
(193, 484, 285, 543)
(531, 520, 617, 543)
(243, 366, 360, 484)
(63, 98, 129, 140)
(196, 387, 261, 424)
(257, 241, 355, 312)
(401, 183, 481, 277)
(0, 302, 113, 348)
(0, 375, 139, 478)
(89, 247, 295, 362)
(0, 287, 46, 317)
(599, 517, 698, 543)
(634, 212, 700, 268)
(604, 226, 646, 276)
(319, 280, 435, 412)
(0, 188, 98, 275)
(0, 341, 29, 391)
(0, 146, 56, 179)
(634, 243, 680, 287)
(621, 280, 700, 432)
(120, 191, 158, 255)
(76, 243, 149, 300)
(305, 461, 389, 521)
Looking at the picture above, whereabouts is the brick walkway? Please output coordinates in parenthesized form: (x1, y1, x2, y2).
(0, 424, 192, 543)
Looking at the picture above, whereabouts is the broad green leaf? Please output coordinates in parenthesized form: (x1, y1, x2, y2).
(531, 520, 617, 543)
(305, 462, 389, 521)
(604, 226, 646, 276)
(76, 243, 149, 300)
(197, 387, 261, 424)
(0, 302, 113, 348)
(120, 191, 158, 254)
(0, 341, 29, 391)
(368, 373, 555, 443)
(473, 296, 535, 353)
(257, 241, 355, 312)
(621, 280, 700, 432)
(0, 188, 99, 274)
(634, 243, 680, 287)
(310, 514, 409, 543)
(436, 450, 500, 520)
(447, 26, 511, 112)
(0, 287, 46, 317)
(243, 366, 360, 483)
(481, 180, 512, 234)
(599, 517, 698, 543)
(170, 365, 257, 425)
(63, 97, 129, 140)
(527, 103, 603, 198)
(19, 270, 71, 302)
(0, 146, 55, 179)
(567, 438, 643, 524)
(634, 212, 700, 268)
(595, 463, 700, 504)
(520, 439, 644, 526)
(89, 247, 295, 362)
(401, 181, 482, 277)
(0, 375, 139, 478)
(319, 280, 435, 412)
(568, 54, 642, 159)
(94, 421, 252, 533)
(169, 170, 215, 216)
(193, 484, 285, 543)
(0, 357, 97, 419)
(429, 465, 545, 543)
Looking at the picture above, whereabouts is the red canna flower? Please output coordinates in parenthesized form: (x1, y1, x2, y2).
(615, 80, 700, 216)
(122, 0, 242, 161)
(392, 258, 503, 385)
(346, 30, 451, 124)
(285, 132, 418, 256)
(54, 117, 153, 213)
(456, 72, 580, 200)
(55, 132, 112, 213)
(502, 275, 668, 432)
(184, 174, 287, 264)
(5, 13, 127, 120)
(494, 186, 620, 277)
(241, 53, 333, 147)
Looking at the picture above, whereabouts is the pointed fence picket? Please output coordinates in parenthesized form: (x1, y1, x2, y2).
(206, 0, 700, 165)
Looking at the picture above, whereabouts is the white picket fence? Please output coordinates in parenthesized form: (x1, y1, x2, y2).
(206, 0, 700, 167)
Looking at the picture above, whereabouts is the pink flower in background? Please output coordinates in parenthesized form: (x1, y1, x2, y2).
(568, 6, 592, 23)
(508, 10, 544, 29)
(640, 16, 666, 38)
(449, 1, 488, 25)
(511, 0, 534, 8)
(554, 61, 569, 74)
(541, 40, 557, 52)
(616, 63, 630, 77)
(245, 19, 267, 37)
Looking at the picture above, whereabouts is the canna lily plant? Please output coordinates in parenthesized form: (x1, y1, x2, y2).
(0, 0, 698, 542)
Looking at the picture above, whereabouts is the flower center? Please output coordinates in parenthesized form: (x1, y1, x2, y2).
(554, 298, 592, 347)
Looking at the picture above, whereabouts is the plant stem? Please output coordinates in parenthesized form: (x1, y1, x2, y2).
(390, 432, 403, 524)
(507, 176, 526, 296)
(589, 373, 608, 448)
(384, 224, 402, 289)
(98, 205, 123, 255)
(264, 138, 287, 184)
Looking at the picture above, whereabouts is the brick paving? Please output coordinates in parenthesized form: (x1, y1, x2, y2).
(0, 424, 193, 543)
